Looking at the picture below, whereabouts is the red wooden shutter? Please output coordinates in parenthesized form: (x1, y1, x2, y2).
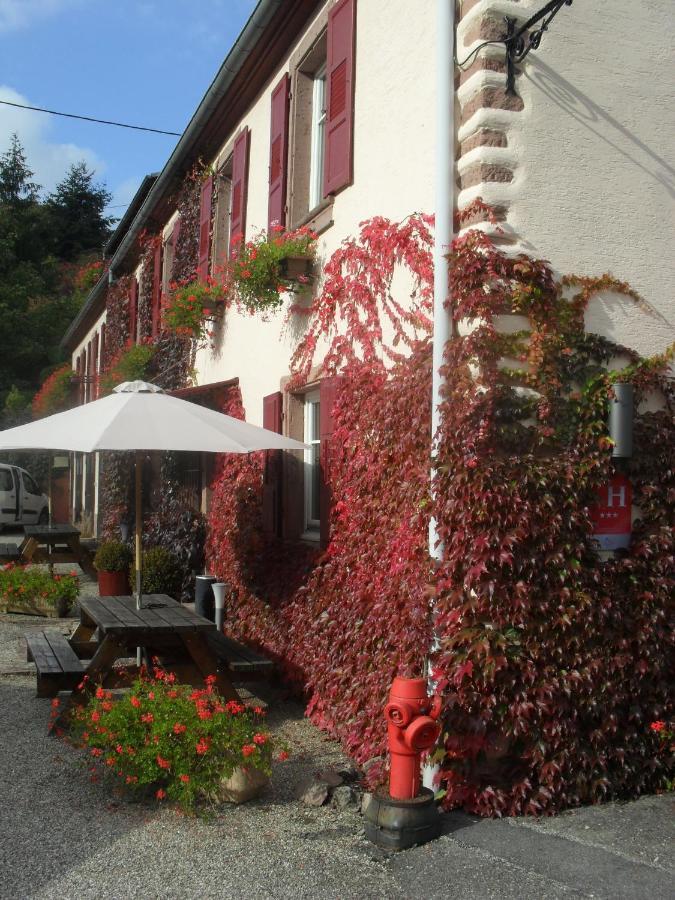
(92, 332, 100, 399)
(324, 0, 356, 197)
(151, 242, 162, 337)
(262, 392, 283, 537)
(230, 128, 250, 256)
(99, 323, 106, 376)
(86, 340, 93, 403)
(197, 178, 212, 279)
(75, 355, 82, 405)
(128, 278, 138, 344)
(268, 74, 290, 233)
(319, 376, 343, 548)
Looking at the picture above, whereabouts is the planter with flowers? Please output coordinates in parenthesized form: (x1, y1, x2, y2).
(229, 225, 317, 315)
(69, 668, 287, 814)
(0, 565, 79, 617)
(164, 276, 229, 343)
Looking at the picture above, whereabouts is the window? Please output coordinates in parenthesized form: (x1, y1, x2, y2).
(289, 33, 329, 228)
(0, 469, 13, 492)
(162, 219, 180, 293)
(22, 472, 40, 496)
(303, 390, 321, 536)
(212, 159, 233, 271)
(308, 64, 327, 212)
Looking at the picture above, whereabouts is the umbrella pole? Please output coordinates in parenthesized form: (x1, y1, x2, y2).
(135, 451, 143, 669)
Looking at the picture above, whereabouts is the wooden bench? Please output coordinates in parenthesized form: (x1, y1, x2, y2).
(25, 631, 85, 698)
(205, 632, 275, 682)
(0, 542, 21, 562)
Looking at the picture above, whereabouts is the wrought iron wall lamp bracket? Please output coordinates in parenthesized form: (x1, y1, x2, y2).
(505, 0, 573, 96)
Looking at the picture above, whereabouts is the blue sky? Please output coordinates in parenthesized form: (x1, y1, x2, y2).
(0, 0, 257, 219)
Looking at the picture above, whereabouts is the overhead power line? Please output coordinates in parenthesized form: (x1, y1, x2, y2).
(0, 99, 182, 136)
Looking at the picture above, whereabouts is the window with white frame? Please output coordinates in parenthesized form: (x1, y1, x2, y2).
(308, 64, 327, 212)
(303, 390, 320, 536)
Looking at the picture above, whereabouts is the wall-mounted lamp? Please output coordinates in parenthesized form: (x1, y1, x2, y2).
(609, 383, 633, 458)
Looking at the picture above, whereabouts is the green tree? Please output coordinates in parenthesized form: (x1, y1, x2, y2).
(46, 161, 114, 260)
(0, 133, 40, 204)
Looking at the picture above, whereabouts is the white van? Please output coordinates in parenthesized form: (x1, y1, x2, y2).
(0, 464, 50, 529)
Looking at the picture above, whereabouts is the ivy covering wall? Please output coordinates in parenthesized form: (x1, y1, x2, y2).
(204, 208, 673, 815)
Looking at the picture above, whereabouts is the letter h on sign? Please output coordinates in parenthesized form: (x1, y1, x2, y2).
(590, 474, 632, 551)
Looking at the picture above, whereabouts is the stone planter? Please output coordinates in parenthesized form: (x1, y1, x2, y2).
(1, 594, 71, 617)
(217, 766, 270, 804)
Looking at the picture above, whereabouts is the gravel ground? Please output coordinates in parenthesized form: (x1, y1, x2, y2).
(0, 552, 673, 899)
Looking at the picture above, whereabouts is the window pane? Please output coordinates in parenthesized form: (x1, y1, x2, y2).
(309, 71, 326, 210)
(311, 442, 321, 522)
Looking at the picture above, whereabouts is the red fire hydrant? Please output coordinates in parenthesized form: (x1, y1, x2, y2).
(384, 676, 442, 800)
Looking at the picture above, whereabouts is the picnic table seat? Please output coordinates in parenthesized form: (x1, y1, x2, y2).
(0, 542, 21, 562)
(25, 630, 85, 698)
(204, 631, 275, 681)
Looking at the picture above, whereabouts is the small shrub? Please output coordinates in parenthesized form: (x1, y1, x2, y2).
(69, 669, 285, 813)
(0, 565, 79, 616)
(94, 541, 133, 573)
(138, 546, 183, 598)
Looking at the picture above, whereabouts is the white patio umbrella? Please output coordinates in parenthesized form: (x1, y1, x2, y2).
(0, 381, 306, 611)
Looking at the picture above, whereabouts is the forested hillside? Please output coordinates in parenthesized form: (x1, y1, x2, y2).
(0, 133, 114, 428)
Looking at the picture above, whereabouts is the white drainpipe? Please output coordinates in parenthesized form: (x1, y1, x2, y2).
(424, 0, 455, 792)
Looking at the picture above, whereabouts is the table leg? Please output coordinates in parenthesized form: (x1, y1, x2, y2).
(180, 632, 239, 702)
(51, 635, 125, 734)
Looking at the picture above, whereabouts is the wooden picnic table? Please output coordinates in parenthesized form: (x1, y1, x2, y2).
(19, 524, 96, 577)
(50, 594, 240, 729)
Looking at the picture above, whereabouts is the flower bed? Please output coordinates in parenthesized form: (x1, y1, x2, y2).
(70, 668, 285, 814)
(229, 225, 316, 314)
(0, 565, 79, 617)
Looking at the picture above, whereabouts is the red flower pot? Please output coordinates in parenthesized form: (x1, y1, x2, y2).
(98, 569, 131, 597)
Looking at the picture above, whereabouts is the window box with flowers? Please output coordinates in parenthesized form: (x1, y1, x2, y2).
(163, 276, 228, 343)
(229, 225, 317, 315)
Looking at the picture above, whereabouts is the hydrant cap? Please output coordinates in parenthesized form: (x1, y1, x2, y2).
(390, 677, 428, 701)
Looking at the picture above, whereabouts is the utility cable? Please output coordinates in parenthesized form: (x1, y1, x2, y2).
(0, 99, 181, 136)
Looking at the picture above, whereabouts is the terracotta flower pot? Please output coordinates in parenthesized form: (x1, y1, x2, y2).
(98, 569, 131, 597)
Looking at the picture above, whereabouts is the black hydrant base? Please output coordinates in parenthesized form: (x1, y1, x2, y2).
(363, 787, 442, 851)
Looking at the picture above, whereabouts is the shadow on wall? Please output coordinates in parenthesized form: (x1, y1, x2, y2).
(526, 57, 675, 199)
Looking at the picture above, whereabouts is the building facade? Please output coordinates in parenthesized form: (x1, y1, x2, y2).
(62, 0, 674, 537)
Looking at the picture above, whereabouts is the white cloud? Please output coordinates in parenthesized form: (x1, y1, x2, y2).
(0, 85, 106, 195)
(0, 0, 82, 33)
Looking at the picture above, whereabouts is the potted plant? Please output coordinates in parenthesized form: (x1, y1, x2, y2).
(228, 224, 317, 314)
(136, 546, 183, 599)
(94, 541, 133, 596)
(69, 669, 287, 814)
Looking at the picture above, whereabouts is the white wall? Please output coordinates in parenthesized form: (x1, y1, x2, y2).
(458, 0, 674, 358)
(193, 0, 437, 424)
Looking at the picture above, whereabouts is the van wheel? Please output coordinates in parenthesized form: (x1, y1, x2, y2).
(38, 509, 49, 525)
